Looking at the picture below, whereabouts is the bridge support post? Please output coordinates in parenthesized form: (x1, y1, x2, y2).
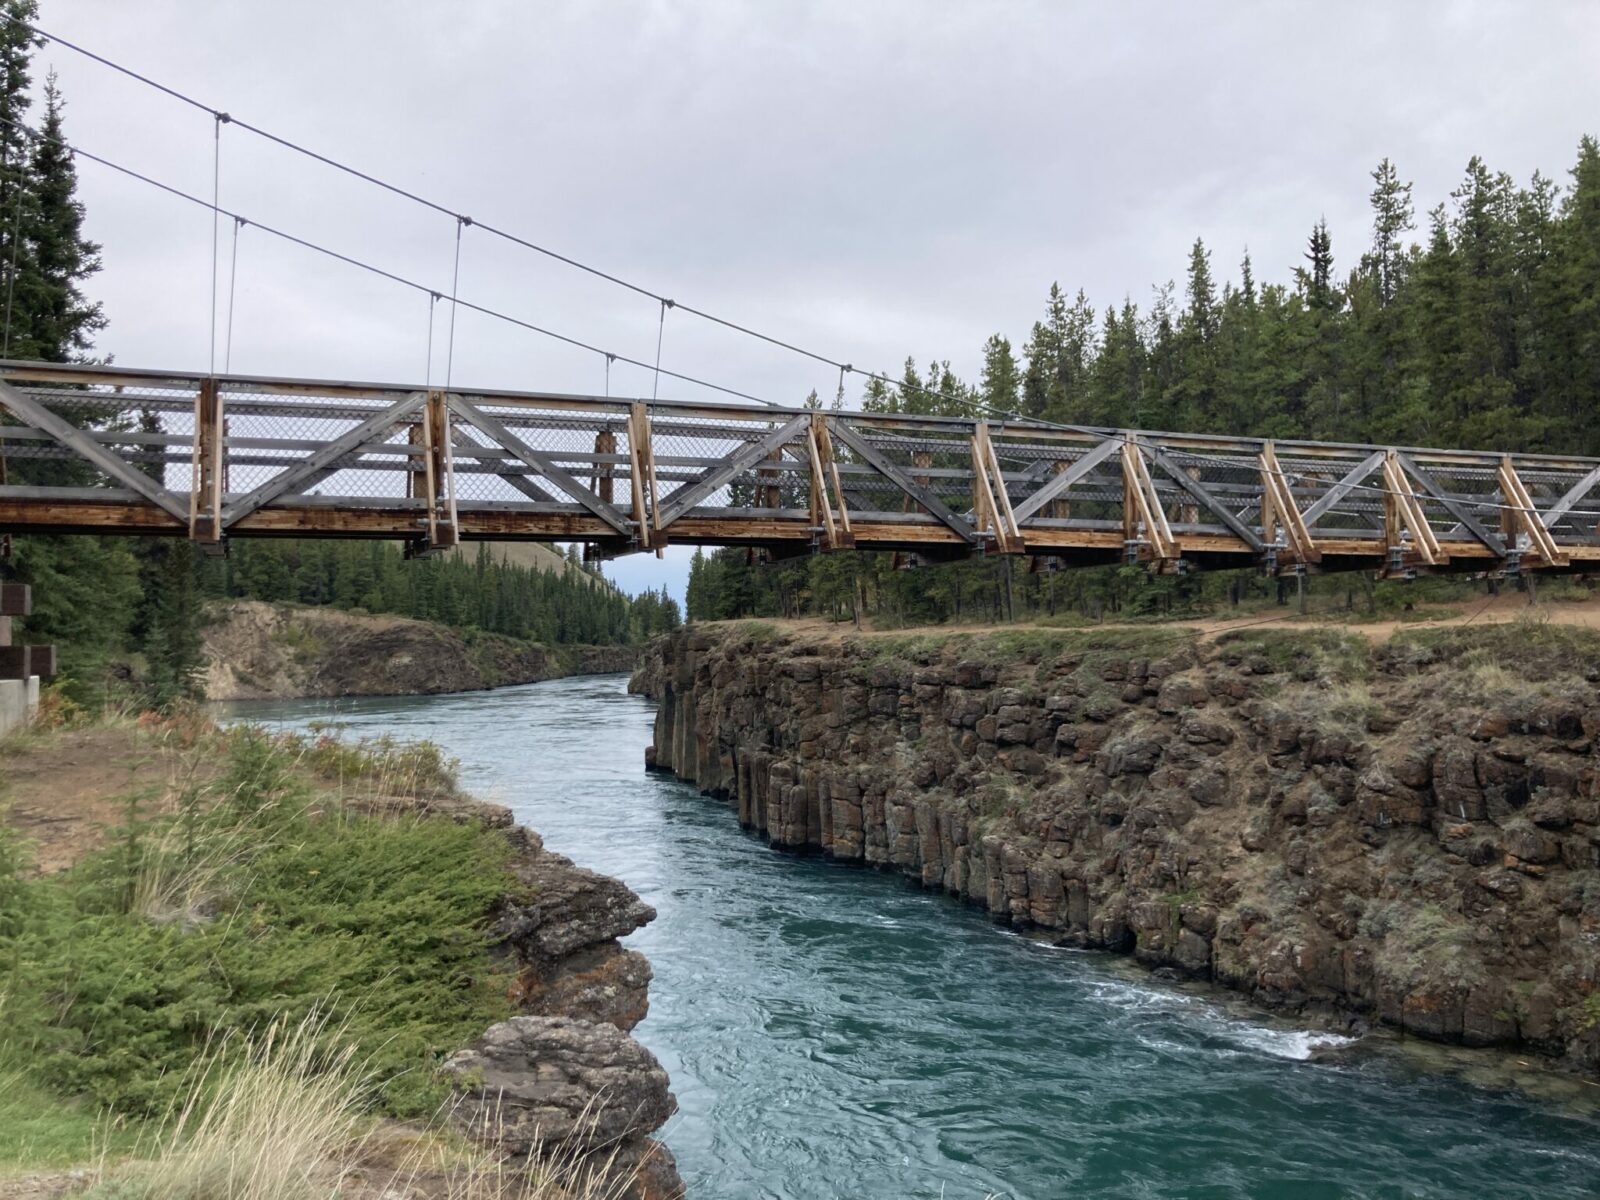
(1497, 455, 1565, 569)
(970, 422, 1024, 554)
(1258, 441, 1319, 571)
(1121, 435, 1177, 569)
(189, 377, 225, 551)
(1380, 448, 1442, 575)
(805, 412, 853, 551)
(627, 402, 661, 555)
(408, 390, 458, 556)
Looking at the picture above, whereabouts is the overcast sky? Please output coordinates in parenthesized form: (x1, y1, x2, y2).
(37, 1, 1600, 604)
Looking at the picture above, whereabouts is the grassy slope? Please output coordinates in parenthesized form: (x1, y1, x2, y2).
(0, 713, 519, 1176)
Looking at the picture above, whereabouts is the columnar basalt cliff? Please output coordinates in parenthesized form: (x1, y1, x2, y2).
(634, 622, 1600, 1073)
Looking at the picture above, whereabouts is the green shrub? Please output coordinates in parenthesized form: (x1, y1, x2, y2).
(0, 730, 516, 1129)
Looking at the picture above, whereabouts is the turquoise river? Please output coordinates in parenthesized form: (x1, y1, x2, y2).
(224, 674, 1600, 1200)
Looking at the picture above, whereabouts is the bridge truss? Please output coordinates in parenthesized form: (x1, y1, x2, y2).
(0, 360, 1596, 578)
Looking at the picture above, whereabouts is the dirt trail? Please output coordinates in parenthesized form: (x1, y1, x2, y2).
(729, 591, 1598, 645)
(0, 725, 200, 876)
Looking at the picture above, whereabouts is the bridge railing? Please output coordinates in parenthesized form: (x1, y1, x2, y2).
(0, 359, 1596, 574)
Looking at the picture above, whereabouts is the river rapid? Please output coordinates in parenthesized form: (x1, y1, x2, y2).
(220, 674, 1600, 1200)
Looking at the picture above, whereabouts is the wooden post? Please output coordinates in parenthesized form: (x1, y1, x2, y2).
(1497, 456, 1565, 567)
(1049, 459, 1071, 521)
(593, 429, 617, 505)
(628, 401, 663, 557)
(1381, 448, 1442, 569)
(409, 390, 458, 554)
(816, 417, 853, 546)
(806, 418, 838, 550)
(1121, 436, 1176, 564)
(189, 377, 224, 546)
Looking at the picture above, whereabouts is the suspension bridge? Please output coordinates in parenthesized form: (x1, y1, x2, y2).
(0, 358, 1594, 580)
(1, 17, 1598, 688)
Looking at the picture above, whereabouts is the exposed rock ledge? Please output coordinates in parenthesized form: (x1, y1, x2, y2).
(633, 623, 1600, 1074)
(201, 599, 637, 700)
(412, 793, 682, 1198)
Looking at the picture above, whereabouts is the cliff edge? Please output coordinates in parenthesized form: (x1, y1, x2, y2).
(634, 620, 1600, 1073)
(202, 599, 637, 700)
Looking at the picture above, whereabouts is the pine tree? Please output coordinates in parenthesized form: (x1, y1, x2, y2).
(978, 334, 1019, 414)
(0, 0, 35, 357)
(15, 73, 103, 361)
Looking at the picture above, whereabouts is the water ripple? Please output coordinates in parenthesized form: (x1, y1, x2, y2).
(220, 677, 1600, 1200)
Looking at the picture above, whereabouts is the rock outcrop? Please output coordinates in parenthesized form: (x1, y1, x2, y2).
(459, 814, 681, 1197)
(634, 622, 1600, 1074)
(202, 600, 637, 700)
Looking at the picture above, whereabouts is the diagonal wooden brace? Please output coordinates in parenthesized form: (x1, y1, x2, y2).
(1259, 441, 1320, 564)
(0, 378, 191, 525)
(626, 402, 657, 551)
(1381, 448, 1443, 567)
(1498, 456, 1566, 567)
(223, 390, 427, 527)
(969, 422, 1024, 553)
(449, 395, 632, 535)
(1121, 436, 1176, 563)
(656, 413, 811, 530)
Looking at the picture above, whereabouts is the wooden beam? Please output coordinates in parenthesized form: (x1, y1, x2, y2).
(1259, 441, 1319, 562)
(806, 421, 839, 549)
(1142, 440, 1265, 551)
(448, 394, 632, 535)
(1121, 437, 1176, 561)
(1498, 456, 1566, 566)
(1381, 448, 1443, 566)
(655, 413, 811, 529)
(223, 391, 427, 527)
(626, 402, 653, 549)
(815, 415, 853, 544)
(828, 419, 976, 542)
(0, 378, 192, 524)
(189, 376, 224, 544)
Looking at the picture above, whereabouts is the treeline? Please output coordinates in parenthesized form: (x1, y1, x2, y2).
(690, 138, 1600, 625)
(212, 540, 680, 647)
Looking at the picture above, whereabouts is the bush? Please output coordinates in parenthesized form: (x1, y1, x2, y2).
(0, 727, 516, 1125)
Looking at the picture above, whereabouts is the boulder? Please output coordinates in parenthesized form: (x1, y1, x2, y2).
(444, 1016, 676, 1152)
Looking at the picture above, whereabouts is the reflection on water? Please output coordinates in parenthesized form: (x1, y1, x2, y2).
(219, 676, 1600, 1200)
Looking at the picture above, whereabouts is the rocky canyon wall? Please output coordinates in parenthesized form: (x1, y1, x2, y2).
(202, 600, 637, 700)
(436, 793, 682, 1199)
(633, 622, 1600, 1073)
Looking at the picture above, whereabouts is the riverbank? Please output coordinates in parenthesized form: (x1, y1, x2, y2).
(634, 619, 1600, 1074)
(0, 713, 680, 1198)
(201, 600, 638, 700)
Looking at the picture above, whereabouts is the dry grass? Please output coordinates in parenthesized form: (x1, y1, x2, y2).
(79, 1014, 641, 1200)
(87, 1012, 370, 1200)
(1265, 679, 1380, 738)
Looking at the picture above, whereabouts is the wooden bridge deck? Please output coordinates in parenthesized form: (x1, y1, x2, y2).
(0, 360, 1596, 578)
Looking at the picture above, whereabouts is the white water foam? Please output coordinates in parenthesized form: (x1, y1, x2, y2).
(1221, 1025, 1358, 1061)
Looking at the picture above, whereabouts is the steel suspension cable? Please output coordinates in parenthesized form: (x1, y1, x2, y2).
(223, 215, 243, 373)
(208, 112, 226, 375)
(0, 110, 783, 408)
(14, 17, 1014, 421)
(445, 216, 466, 389)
